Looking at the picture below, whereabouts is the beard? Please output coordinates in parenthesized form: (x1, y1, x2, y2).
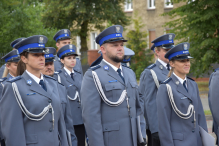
(106, 50, 124, 63)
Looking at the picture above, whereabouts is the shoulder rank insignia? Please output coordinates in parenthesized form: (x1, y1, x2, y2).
(54, 70, 62, 74)
(90, 64, 101, 71)
(161, 77, 172, 84)
(147, 64, 156, 69)
(8, 76, 22, 82)
(74, 69, 81, 74)
(0, 77, 7, 82)
(187, 76, 195, 81)
(121, 64, 131, 69)
(44, 75, 56, 81)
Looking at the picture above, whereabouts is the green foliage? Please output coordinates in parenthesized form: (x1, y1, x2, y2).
(0, 0, 58, 53)
(126, 17, 153, 79)
(42, 0, 130, 52)
(163, 0, 219, 77)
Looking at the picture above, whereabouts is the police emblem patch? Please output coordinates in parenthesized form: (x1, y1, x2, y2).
(115, 26, 120, 33)
(159, 65, 163, 70)
(184, 44, 188, 50)
(45, 48, 49, 54)
(27, 79, 32, 85)
(39, 37, 44, 43)
(169, 35, 172, 40)
(103, 65, 109, 70)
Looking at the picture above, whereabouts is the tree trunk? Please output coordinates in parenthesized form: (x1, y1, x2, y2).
(79, 20, 89, 52)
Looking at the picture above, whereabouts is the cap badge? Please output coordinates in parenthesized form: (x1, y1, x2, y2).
(69, 45, 72, 49)
(116, 26, 121, 33)
(64, 29, 67, 33)
(39, 37, 44, 43)
(103, 65, 109, 70)
(45, 48, 49, 53)
(27, 79, 32, 85)
(184, 44, 188, 50)
(169, 35, 172, 40)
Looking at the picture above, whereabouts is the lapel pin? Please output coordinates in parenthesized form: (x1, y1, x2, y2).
(159, 65, 163, 70)
(103, 65, 109, 70)
(176, 81, 179, 85)
(27, 79, 32, 85)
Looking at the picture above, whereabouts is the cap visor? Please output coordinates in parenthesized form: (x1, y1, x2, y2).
(161, 45, 175, 49)
(45, 59, 54, 63)
(28, 49, 45, 53)
(173, 56, 193, 60)
(57, 36, 71, 41)
(106, 39, 128, 43)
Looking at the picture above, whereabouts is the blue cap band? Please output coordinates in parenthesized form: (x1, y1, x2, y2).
(44, 54, 54, 59)
(59, 49, 75, 58)
(17, 43, 45, 54)
(168, 50, 189, 60)
(154, 40, 174, 47)
(99, 33, 122, 46)
(55, 34, 70, 42)
(5, 55, 19, 62)
(123, 58, 131, 62)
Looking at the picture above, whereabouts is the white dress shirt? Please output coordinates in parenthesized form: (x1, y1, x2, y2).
(173, 72, 187, 87)
(64, 67, 74, 76)
(103, 59, 123, 76)
(26, 70, 44, 84)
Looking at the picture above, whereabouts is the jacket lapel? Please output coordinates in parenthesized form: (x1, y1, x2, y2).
(100, 61, 125, 86)
(44, 76, 55, 98)
(156, 60, 169, 76)
(22, 71, 51, 99)
(171, 74, 192, 100)
(122, 66, 129, 87)
(62, 68, 74, 85)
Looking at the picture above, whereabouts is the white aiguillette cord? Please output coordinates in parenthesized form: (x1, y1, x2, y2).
(91, 71, 127, 106)
(166, 84, 196, 128)
(12, 82, 55, 129)
(150, 69, 160, 89)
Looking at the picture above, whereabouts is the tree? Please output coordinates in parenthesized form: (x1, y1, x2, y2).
(42, 0, 130, 52)
(0, 0, 58, 53)
(163, 0, 219, 77)
(126, 17, 153, 79)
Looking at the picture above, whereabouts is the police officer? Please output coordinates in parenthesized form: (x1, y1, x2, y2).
(209, 68, 219, 145)
(41, 47, 78, 146)
(0, 38, 25, 78)
(139, 34, 175, 146)
(53, 44, 85, 146)
(53, 29, 83, 75)
(0, 35, 68, 146)
(122, 46, 135, 67)
(156, 43, 207, 146)
(81, 25, 144, 146)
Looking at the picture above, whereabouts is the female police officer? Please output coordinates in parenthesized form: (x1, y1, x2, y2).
(53, 44, 85, 146)
(0, 35, 68, 146)
(156, 42, 207, 146)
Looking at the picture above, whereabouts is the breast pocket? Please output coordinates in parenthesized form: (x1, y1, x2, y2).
(103, 122, 120, 146)
(128, 81, 138, 100)
(26, 134, 38, 145)
(105, 83, 123, 102)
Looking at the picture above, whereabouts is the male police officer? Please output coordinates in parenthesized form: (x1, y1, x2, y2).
(0, 38, 25, 78)
(81, 25, 144, 146)
(139, 34, 175, 146)
(41, 47, 78, 146)
(53, 29, 83, 75)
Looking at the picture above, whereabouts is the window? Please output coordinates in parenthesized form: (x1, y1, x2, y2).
(148, 0, 155, 9)
(90, 32, 97, 50)
(164, 0, 173, 8)
(124, 0, 133, 11)
(76, 36, 81, 55)
(149, 30, 156, 48)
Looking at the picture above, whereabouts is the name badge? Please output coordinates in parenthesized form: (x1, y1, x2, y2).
(109, 80, 117, 83)
(27, 93, 36, 96)
(181, 97, 188, 100)
(68, 84, 74, 87)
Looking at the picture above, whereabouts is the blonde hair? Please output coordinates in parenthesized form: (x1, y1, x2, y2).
(154, 47, 161, 57)
(167, 60, 175, 77)
(2, 63, 10, 78)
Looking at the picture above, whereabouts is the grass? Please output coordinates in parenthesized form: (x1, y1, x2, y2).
(204, 110, 212, 116)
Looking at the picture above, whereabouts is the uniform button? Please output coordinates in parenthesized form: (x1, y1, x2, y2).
(130, 116, 132, 118)
(49, 109, 52, 113)
(48, 99, 52, 103)
(50, 120, 53, 122)
(105, 128, 107, 130)
(192, 120, 194, 123)
(192, 130, 195, 133)
(113, 86, 115, 88)
(78, 107, 80, 108)
(49, 129, 52, 132)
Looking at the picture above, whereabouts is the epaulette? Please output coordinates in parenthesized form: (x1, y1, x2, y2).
(0, 77, 7, 82)
(7, 76, 21, 82)
(187, 76, 195, 81)
(90, 64, 101, 71)
(74, 69, 82, 74)
(214, 68, 219, 72)
(54, 70, 62, 74)
(147, 64, 156, 69)
(161, 77, 172, 84)
(122, 64, 131, 69)
(44, 75, 56, 81)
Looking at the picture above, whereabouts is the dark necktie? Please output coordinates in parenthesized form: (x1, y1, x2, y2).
(39, 80, 47, 91)
(166, 63, 170, 71)
(117, 68, 125, 83)
(70, 73, 74, 81)
(183, 80, 188, 92)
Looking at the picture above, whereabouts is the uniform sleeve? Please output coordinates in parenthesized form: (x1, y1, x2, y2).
(139, 70, 158, 134)
(81, 70, 105, 146)
(210, 72, 219, 129)
(195, 83, 208, 132)
(0, 82, 26, 146)
(156, 84, 174, 146)
(64, 93, 78, 146)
